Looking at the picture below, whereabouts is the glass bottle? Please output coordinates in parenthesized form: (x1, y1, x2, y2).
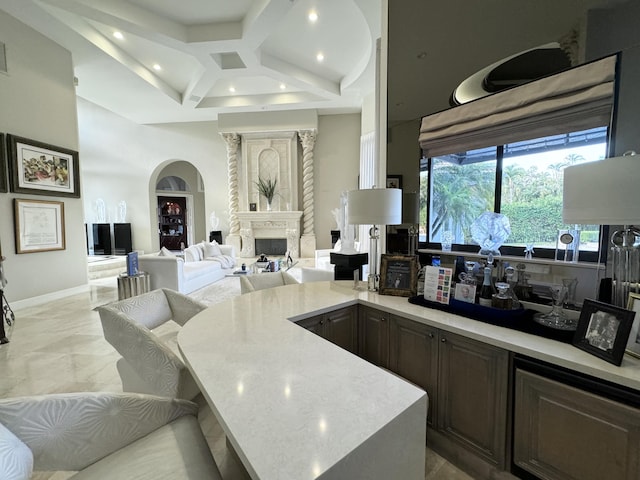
(492, 282, 513, 309)
(513, 264, 533, 301)
(505, 266, 520, 309)
(478, 266, 495, 307)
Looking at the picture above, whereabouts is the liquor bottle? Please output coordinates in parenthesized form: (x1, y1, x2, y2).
(478, 266, 495, 307)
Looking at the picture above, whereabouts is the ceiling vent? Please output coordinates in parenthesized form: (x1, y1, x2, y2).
(0, 42, 7, 74)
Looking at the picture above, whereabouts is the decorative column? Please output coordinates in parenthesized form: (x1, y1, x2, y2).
(298, 129, 317, 258)
(222, 132, 242, 254)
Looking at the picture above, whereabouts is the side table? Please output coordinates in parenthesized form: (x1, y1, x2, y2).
(117, 272, 150, 300)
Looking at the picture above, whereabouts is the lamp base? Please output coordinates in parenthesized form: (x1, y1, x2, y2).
(367, 273, 378, 291)
(611, 225, 640, 307)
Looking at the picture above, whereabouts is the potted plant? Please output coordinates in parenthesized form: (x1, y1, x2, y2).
(255, 176, 278, 211)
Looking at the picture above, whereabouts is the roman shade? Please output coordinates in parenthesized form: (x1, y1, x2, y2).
(418, 55, 617, 158)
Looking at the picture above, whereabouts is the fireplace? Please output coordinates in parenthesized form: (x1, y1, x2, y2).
(236, 211, 302, 258)
(255, 239, 288, 256)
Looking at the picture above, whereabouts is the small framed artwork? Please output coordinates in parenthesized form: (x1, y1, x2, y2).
(0, 133, 7, 193)
(7, 134, 80, 198)
(572, 298, 635, 366)
(386, 175, 402, 190)
(249, 202, 257, 212)
(14, 198, 66, 254)
(625, 293, 640, 358)
(379, 254, 418, 297)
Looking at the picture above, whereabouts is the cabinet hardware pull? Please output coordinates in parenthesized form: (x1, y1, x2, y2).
(428, 333, 434, 338)
(441, 338, 447, 343)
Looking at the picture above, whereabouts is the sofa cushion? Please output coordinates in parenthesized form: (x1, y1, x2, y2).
(183, 261, 221, 281)
(183, 246, 202, 263)
(0, 423, 33, 480)
(158, 247, 175, 257)
(203, 240, 222, 258)
(70, 416, 221, 480)
(205, 254, 235, 269)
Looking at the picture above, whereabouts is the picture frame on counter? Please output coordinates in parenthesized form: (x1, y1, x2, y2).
(625, 293, 640, 358)
(379, 254, 418, 297)
(7, 134, 80, 198)
(14, 198, 66, 254)
(572, 298, 635, 366)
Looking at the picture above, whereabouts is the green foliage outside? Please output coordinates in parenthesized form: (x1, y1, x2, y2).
(422, 153, 591, 247)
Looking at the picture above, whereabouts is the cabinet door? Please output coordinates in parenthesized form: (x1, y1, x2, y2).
(297, 314, 324, 336)
(358, 306, 390, 368)
(323, 306, 358, 354)
(514, 369, 640, 480)
(438, 332, 509, 468)
(389, 315, 438, 425)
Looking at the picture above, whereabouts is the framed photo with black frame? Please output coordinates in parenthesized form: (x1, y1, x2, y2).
(386, 175, 402, 190)
(7, 134, 80, 198)
(572, 299, 635, 366)
(379, 254, 418, 297)
(625, 293, 640, 358)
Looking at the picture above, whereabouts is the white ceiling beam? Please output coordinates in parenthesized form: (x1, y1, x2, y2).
(260, 52, 340, 98)
(39, 2, 181, 103)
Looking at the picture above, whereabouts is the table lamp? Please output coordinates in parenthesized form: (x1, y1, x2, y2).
(347, 188, 402, 291)
(403, 192, 420, 254)
(563, 151, 640, 307)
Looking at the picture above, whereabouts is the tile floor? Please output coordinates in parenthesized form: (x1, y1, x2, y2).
(1, 275, 474, 480)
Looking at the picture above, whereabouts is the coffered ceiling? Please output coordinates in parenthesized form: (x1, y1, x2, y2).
(0, 0, 380, 124)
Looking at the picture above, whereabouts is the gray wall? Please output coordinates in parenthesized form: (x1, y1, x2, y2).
(0, 10, 87, 302)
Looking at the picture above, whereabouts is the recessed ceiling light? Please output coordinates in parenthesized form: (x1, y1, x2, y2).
(316, 52, 324, 62)
(280, 83, 286, 90)
(308, 11, 318, 23)
(416, 51, 427, 60)
(153, 64, 162, 71)
(113, 31, 124, 40)
(229, 86, 236, 93)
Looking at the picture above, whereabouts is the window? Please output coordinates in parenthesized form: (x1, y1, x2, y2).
(420, 126, 608, 260)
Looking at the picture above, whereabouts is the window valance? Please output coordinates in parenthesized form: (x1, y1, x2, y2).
(418, 55, 617, 158)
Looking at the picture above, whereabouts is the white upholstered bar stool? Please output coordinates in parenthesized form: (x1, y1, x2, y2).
(98, 288, 207, 400)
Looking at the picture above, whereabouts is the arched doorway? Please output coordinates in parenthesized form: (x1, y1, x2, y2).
(155, 161, 205, 250)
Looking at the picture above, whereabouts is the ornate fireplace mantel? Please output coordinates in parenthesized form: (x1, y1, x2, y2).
(237, 211, 303, 258)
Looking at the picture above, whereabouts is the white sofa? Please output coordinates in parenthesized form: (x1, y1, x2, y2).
(0, 392, 222, 480)
(139, 242, 236, 294)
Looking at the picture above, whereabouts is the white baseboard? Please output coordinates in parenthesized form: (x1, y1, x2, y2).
(11, 284, 90, 310)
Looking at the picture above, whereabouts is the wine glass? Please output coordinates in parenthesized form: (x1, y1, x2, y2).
(533, 285, 576, 330)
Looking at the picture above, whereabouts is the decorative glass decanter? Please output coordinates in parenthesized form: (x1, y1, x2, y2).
(533, 285, 577, 330)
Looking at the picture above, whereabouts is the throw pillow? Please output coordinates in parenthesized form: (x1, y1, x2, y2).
(203, 240, 222, 258)
(158, 247, 175, 257)
(184, 246, 201, 263)
(195, 242, 206, 260)
(0, 423, 33, 480)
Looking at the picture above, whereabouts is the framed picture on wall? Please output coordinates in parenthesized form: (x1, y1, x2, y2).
(0, 133, 7, 193)
(14, 198, 66, 254)
(386, 175, 402, 190)
(7, 134, 80, 198)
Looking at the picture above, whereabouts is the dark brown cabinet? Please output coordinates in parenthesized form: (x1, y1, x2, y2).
(436, 332, 509, 469)
(358, 305, 390, 368)
(158, 196, 187, 250)
(297, 306, 358, 354)
(358, 306, 509, 474)
(514, 369, 640, 480)
(389, 315, 438, 425)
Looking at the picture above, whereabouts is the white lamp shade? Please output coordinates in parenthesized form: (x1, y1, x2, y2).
(347, 188, 402, 225)
(563, 154, 640, 225)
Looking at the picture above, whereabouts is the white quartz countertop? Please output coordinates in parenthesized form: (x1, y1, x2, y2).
(178, 281, 427, 480)
(178, 281, 640, 479)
